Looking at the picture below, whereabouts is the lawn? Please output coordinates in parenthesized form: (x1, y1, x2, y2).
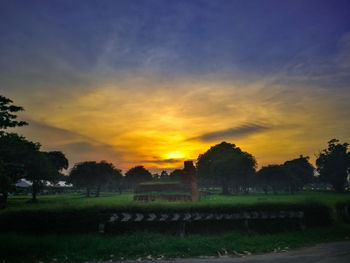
(1, 191, 350, 262)
(3, 191, 350, 214)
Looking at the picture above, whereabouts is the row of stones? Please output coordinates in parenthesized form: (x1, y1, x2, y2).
(107, 211, 304, 223)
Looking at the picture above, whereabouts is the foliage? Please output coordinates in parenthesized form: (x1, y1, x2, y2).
(335, 201, 350, 223)
(25, 151, 59, 201)
(284, 155, 315, 191)
(69, 161, 122, 197)
(169, 169, 183, 181)
(0, 192, 335, 234)
(0, 133, 41, 203)
(0, 95, 32, 204)
(197, 142, 257, 194)
(258, 165, 293, 194)
(316, 139, 350, 192)
(124, 165, 153, 189)
(0, 95, 27, 130)
(44, 151, 69, 181)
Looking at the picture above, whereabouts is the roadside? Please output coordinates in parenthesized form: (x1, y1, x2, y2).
(102, 240, 350, 263)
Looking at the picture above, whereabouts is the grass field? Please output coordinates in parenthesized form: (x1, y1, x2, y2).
(3, 191, 350, 214)
(1, 191, 350, 262)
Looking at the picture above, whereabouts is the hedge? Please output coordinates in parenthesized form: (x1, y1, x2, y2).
(336, 201, 350, 223)
(0, 202, 332, 234)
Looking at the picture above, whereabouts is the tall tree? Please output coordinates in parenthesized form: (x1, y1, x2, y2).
(169, 169, 183, 181)
(0, 95, 27, 131)
(0, 133, 40, 205)
(159, 170, 169, 181)
(25, 151, 57, 202)
(284, 155, 315, 193)
(0, 95, 29, 206)
(68, 161, 121, 197)
(124, 166, 152, 189)
(196, 142, 257, 195)
(316, 139, 350, 192)
(258, 164, 291, 194)
(44, 151, 69, 181)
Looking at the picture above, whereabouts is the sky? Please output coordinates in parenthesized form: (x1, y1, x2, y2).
(1, 0, 350, 173)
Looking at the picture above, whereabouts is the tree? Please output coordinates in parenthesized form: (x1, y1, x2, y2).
(169, 169, 183, 181)
(284, 155, 314, 193)
(0, 95, 27, 131)
(44, 151, 69, 181)
(0, 95, 29, 206)
(0, 133, 40, 204)
(124, 166, 152, 189)
(316, 139, 350, 192)
(159, 170, 169, 181)
(258, 165, 291, 194)
(196, 142, 257, 195)
(0, 95, 69, 204)
(68, 161, 121, 197)
(95, 161, 122, 197)
(25, 151, 57, 202)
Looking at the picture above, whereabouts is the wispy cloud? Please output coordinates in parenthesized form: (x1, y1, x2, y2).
(189, 123, 269, 142)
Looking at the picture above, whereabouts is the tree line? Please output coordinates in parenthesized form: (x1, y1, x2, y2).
(197, 141, 350, 195)
(1, 95, 350, 208)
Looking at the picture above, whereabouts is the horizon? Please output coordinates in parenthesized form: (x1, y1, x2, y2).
(1, 0, 350, 173)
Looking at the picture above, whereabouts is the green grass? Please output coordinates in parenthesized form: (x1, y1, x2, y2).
(1, 191, 350, 262)
(3, 191, 350, 214)
(1, 225, 350, 262)
(134, 191, 191, 196)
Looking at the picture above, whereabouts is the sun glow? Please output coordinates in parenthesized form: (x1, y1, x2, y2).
(164, 151, 186, 159)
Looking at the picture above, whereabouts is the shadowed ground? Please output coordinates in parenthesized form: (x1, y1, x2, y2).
(98, 241, 350, 263)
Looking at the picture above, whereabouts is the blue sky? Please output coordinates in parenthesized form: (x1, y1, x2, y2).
(1, 0, 350, 172)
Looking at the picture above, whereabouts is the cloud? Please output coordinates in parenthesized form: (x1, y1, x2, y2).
(189, 123, 269, 142)
(14, 119, 129, 170)
(141, 158, 183, 164)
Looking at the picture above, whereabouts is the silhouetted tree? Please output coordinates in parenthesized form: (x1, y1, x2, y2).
(69, 161, 121, 197)
(159, 170, 169, 181)
(0, 95, 27, 131)
(316, 139, 350, 192)
(284, 155, 314, 193)
(95, 161, 122, 197)
(0, 95, 29, 206)
(25, 151, 57, 202)
(69, 161, 96, 197)
(108, 165, 123, 194)
(258, 165, 291, 194)
(197, 142, 257, 195)
(0, 133, 40, 205)
(44, 151, 69, 182)
(169, 169, 183, 181)
(124, 166, 152, 189)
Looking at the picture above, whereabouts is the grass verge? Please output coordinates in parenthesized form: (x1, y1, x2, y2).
(1, 225, 350, 262)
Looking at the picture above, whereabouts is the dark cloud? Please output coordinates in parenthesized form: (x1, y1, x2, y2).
(15, 120, 127, 169)
(141, 158, 182, 164)
(189, 123, 269, 142)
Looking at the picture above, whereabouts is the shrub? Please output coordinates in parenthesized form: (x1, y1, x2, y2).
(336, 201, 350, 223)
(0, 202, 332, 234)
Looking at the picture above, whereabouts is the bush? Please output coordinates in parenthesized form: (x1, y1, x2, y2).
(0, 202, 332, 234)
(336, 201, 350, 222)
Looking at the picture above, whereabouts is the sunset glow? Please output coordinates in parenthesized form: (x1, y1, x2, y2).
(1, 0, 350, 173)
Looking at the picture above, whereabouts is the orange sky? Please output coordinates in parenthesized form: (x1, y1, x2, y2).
(2, 1, 350, 173)
(6, 75, 350, 173)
